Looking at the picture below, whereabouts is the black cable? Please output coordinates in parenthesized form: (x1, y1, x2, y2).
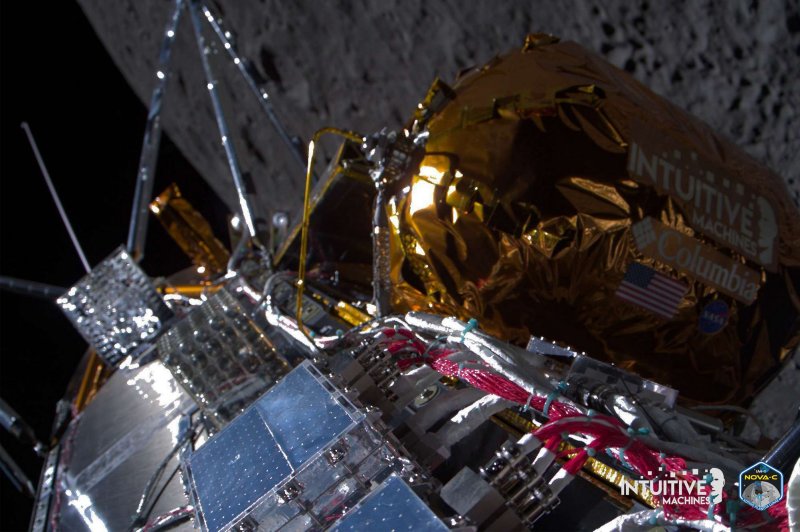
(129, 425, 199, 531)
(690, 404, 767, 438)
(143, 459, 184, 526)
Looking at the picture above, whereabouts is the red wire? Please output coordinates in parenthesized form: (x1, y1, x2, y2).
(383, 329, 789, 529)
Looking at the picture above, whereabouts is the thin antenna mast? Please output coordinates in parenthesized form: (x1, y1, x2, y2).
(21, 122, 91, 274)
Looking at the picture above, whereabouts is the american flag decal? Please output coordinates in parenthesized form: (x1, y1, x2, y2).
(615, 262, 686, 319)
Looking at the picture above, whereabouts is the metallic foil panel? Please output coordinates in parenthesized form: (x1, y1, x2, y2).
(390, 36, 800, 405)
(52, 361, 194, 531)
(568, 355, 678, 409)
(157, 289, 289, 426)
(150, 183, 231, 278)
(57, 246, 173, 366)
(331, 474, 448, 532)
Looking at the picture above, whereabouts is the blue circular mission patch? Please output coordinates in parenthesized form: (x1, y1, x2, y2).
(699, 299, 729, 335)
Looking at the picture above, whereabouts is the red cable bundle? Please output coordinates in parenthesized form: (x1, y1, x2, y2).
(378, 327, 580, 420)
(532, 413, 789, 528)
(378, 328, 789, 529)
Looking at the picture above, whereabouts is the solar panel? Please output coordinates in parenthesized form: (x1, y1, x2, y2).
(332, 474, 448, 532)
(187, 362, 368, 531)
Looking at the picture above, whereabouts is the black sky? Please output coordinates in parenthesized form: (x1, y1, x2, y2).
(0, 2, 227, 528)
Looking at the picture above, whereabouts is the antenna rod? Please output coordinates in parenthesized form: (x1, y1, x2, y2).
(21, 122, 91, 274)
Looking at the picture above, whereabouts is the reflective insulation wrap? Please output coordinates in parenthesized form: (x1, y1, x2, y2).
(150, 183, 231, 278)
(57, 246, 173, 366)
(390, 35, 800, 405)
(186, 361, 411, 532)
(50, 361, 194, 531)
(157, 288, 289, 426)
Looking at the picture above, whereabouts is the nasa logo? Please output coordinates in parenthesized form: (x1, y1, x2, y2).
(698, 299, 729, 335)
(739, 462, 784, 511)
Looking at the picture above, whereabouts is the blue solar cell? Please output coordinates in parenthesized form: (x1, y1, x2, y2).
(189, 363, 364, 531)
(252, 366, 357, 468)
(190, 408, 292, 531)
(332, 475, 447, 532)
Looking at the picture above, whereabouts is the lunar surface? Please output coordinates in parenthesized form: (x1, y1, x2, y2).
(77, 0, 800, 219)
(76, 0, 799, 436)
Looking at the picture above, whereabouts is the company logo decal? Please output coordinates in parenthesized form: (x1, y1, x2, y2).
(621, 466, 725, 506)
(632, 217, 760, 304)
(698, 299, 729, 335)
(628, 121, 778, 271)
(739, 462, 784, 511)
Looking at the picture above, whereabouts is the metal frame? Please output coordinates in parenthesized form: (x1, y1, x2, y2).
(199, 3, 306, 172)
(127, 0, 304, 260)
(187, 0, 261, 242)
(126, 0, 184, 261)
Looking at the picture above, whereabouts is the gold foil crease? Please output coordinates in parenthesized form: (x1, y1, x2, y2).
(160, 284, 221, 298)
(73, 350, 111, 413)
(332, 301, 371, 327)
(390, 37, 800, 405)
(150, 183, 230, 278)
